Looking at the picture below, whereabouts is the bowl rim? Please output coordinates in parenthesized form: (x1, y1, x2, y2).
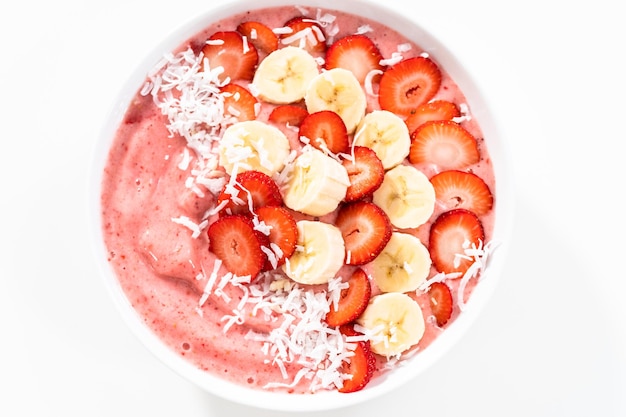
(88, 0, 516, 411)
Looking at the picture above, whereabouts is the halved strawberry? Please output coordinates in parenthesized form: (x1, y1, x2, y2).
(338, 324, 376, 393)
(428, 281, 453, 327)
(268, 104, 309, 127)
(430, 170, 493, 216)
(335, 201, 392, 266)
(409, 120, 480, 170)
(236, 21, 279, 54)
(280, 16, 327, 53)
(201, 31, 258, 82)
(220, 83, 258, 122)
(342, 146, 385, 202)
(299, 110, 350, 154)
(216, 170, 283, 216)
(429, 208, 485, 275)
(207, 214, 269, 278)
(325, 268, 372, 328)
(378, 56, 442, 118)
(325, 34, 385, 84)
(405, 100, 460, 134)
(255, 205, 298, 268)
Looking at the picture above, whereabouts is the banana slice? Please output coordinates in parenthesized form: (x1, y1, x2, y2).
(356, 292, 425, 357)
(304, 68, 366, 134)
(283, 147, 350, 216)
(353, 110, 410, 169)
(282, 220, 345, 285)
(372, 164, 435, 229)
(252, 46, 320, 104)
(370, 231, 431, 293)
(218, 120, 291, 177)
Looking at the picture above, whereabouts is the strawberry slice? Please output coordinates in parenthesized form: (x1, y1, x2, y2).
(201, 31, 258, 82)
(220, 83, 258, 122)
(430, 170, 494, 216)
(409, 120, 480, 170)
(299, 110, 350, 154)
(429, 208, 485, 275)
(405, 100, 460, 134)
(216, 170, 283, 216)
(207, 214, 269, 278)
(335, 201, 392, 266)
(236, 21, 279, 54)
(342, 146, 385, 202)
(428, 281, 453, 327)
(325, 268, 372, 328)
(325, 34, 385, 84)
(280, 16, 327, 53)
(268, 104, 309, 127)
(255, 205, 298, 268)
(338, 324, 376, 393)
(378, 56, 442, 118)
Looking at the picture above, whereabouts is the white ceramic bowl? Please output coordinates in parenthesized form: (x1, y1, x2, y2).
(90, 0, 514, 411)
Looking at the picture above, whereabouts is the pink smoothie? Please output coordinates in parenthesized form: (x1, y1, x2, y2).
(100, 5, 497, 394)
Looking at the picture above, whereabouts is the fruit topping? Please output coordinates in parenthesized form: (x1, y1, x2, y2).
(201, 31, 259, 82)
(325, 34, 385, 84)
(216, 170, 283, 216)
(325, 268, 372, 328)
(299, 110, 350, 155)
(255, 205, 298, 268)
(430, 170, 494, 215)
(429, 208, 485, 275)
(337, 324, 376, 393)
(427, 281, 453, 327)
(268, 104, 309, 127)
(378, 56, 442, 118)
(335, 201, 392, 266)
(236, 21, 279, 54)
(280, 16, 327, 53)
(342, 146, 385, 202)
(405, 100, 461, 134)
(409, 120, 480, 170)
(220, 83, 258, 122)
(353, 109, 410, 170)
(207, 214, 269, 278)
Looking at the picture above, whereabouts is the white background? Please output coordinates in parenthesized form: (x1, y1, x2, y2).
(2, 0, 625, 415)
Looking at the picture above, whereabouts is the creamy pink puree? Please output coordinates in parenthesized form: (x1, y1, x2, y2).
(100, 5, 496, 394)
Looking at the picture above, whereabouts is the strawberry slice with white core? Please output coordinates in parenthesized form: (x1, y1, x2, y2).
(216, 170, 283, 216)
(342, 146, 385, 202)
(430, 170, 494, 215)
(405, 100, 461, 134)
(201, 31, 259, 82)
(409, 120, 480, 170)
(255, 205, 298, 268)
(325, 268, 372, 328)
(299, 110, 350, 155)
(236, 21, 279, 54)
(337, 324, 376, 393)
(325, 34, 385, 84)
(207, 214, 269, 278)
(428, 281, 453, 327)
(335, 201, 392, 265)
(429, 208, 485, 275)
(378, 56, 442, 118)
(220, 83, 258, 122)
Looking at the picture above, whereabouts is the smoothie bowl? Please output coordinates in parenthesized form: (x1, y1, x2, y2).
(90, 0, 513, 411)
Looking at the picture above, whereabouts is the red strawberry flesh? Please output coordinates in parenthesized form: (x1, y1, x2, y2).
(405, 100, 460, 134)
(256, 205, 298, 268)
(268, 104, 309, 127)
(335, 201, 392, 266)
(220, 83, 258, 122)
(299, 110, 350, 155)
(338, 324, 376, 393)
(201, 31, 258, 82)
(409, 120, 480, 170)
(217, 170, 283, 216)
(236, 21, 279, 54)
(428, 281, 453, 327)
(430, 170, 494, 216)
(280, 16, 327, 53)
(325, 34, 385, 84)
(325, 268, 372, 328)
(342, 146, 385, 202)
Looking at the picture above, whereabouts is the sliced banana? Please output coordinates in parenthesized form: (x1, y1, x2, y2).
(353, 110, 410, 169)
(252, 46, 320, 104)
(304, 68, 366, 134)
(372, 164, 435, 229)
(370, 231, 431, 293)
(356, 292, 425, 357)
(282, 147, 350, 217)
(282, 220, 345, 285)
(218, 120, 291, 177)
